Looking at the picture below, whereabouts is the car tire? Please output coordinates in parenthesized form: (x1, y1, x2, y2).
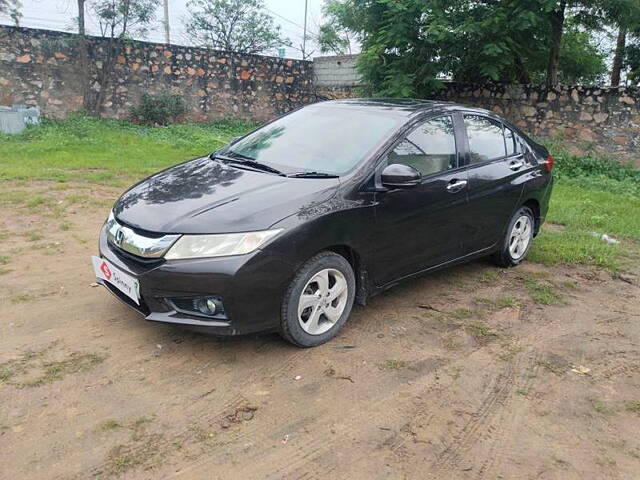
(280, 251, 356, 347)
(491, 206, 535, 268)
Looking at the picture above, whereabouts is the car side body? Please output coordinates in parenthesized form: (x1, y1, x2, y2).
(97, 98, 553, 337)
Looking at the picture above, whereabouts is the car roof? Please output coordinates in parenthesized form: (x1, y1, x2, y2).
(314, 98, 497, 118)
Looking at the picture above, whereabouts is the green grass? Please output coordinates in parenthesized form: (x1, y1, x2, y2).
(526, 143, 640, 271)
(0, 115, 256, 185)
(528, 183, 639, 270)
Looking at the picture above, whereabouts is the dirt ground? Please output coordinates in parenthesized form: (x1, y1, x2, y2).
(1, 181, 640, 480)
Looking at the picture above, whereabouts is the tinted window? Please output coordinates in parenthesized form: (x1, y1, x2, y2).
(464, 115, 506, 164)
(388, 116, 457, 176)
(229, 105, 401, 175)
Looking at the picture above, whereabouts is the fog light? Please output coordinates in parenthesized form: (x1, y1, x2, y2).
(205, 298, 217, 315)
(168, 296, 226, 319)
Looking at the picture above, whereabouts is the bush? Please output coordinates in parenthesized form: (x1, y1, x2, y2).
(130, 93, 188, 125)
(544, 141, 640, 197)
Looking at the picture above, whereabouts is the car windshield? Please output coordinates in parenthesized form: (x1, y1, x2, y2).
(226, 105, 401, 175)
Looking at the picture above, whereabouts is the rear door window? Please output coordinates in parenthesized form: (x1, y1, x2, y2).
(464, 115, 506, 164)
(388, 115, 457, 176)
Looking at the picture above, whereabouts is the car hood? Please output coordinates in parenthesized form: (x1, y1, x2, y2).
(113, 157, 339, 234)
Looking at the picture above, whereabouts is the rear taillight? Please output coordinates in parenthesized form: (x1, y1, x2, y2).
(544, 155, 554, 172)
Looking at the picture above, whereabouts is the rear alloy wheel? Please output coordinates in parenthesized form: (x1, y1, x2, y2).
(280, 252, 355, 347)
(491, 206, 535, 267)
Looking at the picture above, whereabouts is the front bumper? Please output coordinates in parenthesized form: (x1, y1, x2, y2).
(97, 225, 295, 335)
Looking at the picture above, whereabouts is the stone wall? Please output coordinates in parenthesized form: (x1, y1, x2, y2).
(0, 26, 315, 122)
(434, 83, 640, 163)
(1, 26, 638, 163)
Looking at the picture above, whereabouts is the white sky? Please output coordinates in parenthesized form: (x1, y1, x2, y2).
(0, 0, 327, 59)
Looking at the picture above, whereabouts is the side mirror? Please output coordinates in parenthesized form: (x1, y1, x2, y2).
(381, 163, 421, 188)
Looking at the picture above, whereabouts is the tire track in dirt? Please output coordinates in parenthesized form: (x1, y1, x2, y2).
(172, 355, 454, 480)
(79, 348, 308, 479)
(471, 350, 542, 480)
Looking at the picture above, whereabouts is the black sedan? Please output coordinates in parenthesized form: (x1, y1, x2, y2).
(92, 99, 554, 347)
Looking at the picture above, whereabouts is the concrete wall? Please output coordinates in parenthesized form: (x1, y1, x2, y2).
(0, 26, 315, 122)
(313, 54, 361, 87)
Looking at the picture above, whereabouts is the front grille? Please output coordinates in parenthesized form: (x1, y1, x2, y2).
(108, 239, 166, 267)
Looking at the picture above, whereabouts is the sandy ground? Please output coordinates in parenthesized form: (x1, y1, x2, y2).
(1, 181, 640, 480)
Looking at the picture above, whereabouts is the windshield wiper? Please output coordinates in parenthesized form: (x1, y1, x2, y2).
(288, 171, 339, 178)
(212, 153, 286, 176)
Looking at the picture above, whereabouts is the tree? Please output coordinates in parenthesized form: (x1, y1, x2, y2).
(611, 26, 627, 86)
(626, 38, 640, 84)
(320, 0, 635, 97)
(184, 0, 288, 54)
(608, 1, 640, 85)
(86, 0, 159, 114)
(318, 0, 358, 55)
(0, 0, 21, 24)
(77, 0, 90, 111)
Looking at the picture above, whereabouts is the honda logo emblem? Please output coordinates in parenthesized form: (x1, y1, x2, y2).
(115, 228, 125, 247)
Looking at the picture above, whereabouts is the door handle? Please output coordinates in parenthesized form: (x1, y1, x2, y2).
(446, 179, 467, 193)
(509, 160, 524, 171)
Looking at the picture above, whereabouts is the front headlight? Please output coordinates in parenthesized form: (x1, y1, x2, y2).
(164, 229, 283, 260)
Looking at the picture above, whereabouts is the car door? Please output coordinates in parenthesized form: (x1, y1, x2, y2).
(460, 114, 526, 253)
(371, 114, 471, 287)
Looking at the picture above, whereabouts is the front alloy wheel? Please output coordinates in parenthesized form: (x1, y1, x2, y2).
(280, 251, 355, 347)
(298, 268, 349, 335)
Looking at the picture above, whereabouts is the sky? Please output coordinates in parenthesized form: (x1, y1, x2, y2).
(0, 0, 327, 59)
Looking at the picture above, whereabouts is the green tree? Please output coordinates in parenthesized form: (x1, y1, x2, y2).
(0, 0, 21, 24)
(625, 36, 640, 84)
(87, 0, 159, 114)
(318, 0, 358, 55)
(184, 0, 288, 54)
(321, 0, 631, 97)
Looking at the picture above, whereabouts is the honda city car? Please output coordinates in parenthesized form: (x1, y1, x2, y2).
(92, 99, 554, 347)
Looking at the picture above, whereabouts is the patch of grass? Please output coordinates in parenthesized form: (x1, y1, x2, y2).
(624, 401, 640, 414)
(499, 342, 523, 361)
(529, 182, 639, 271)
(0, 347, 52, 384)
(0, 115, 256, 185)
(378, 359, 407, 370)
(104, 433, 164, 475)
(478, 270, 500, 283)
(475, 295, 520, 310)
(60, 221, 72, 231)
(132, 416, 153, 428)
(0, 255, 9, 265)
(442, 334, 462, 350)
(24, 231, 44, 242)
(21, 352, 106, 388)
(25, 196, 47, 208)
(448, 308, 475, 320)
(465, 322, 498, 338)
(96, 419, 122, 431)
(536, 358, 567, 376)
(515, 388, 528, 396)
(591, 399, 613, 414)
(11, 293, 36, 304)
(518, 275, 565, 305)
